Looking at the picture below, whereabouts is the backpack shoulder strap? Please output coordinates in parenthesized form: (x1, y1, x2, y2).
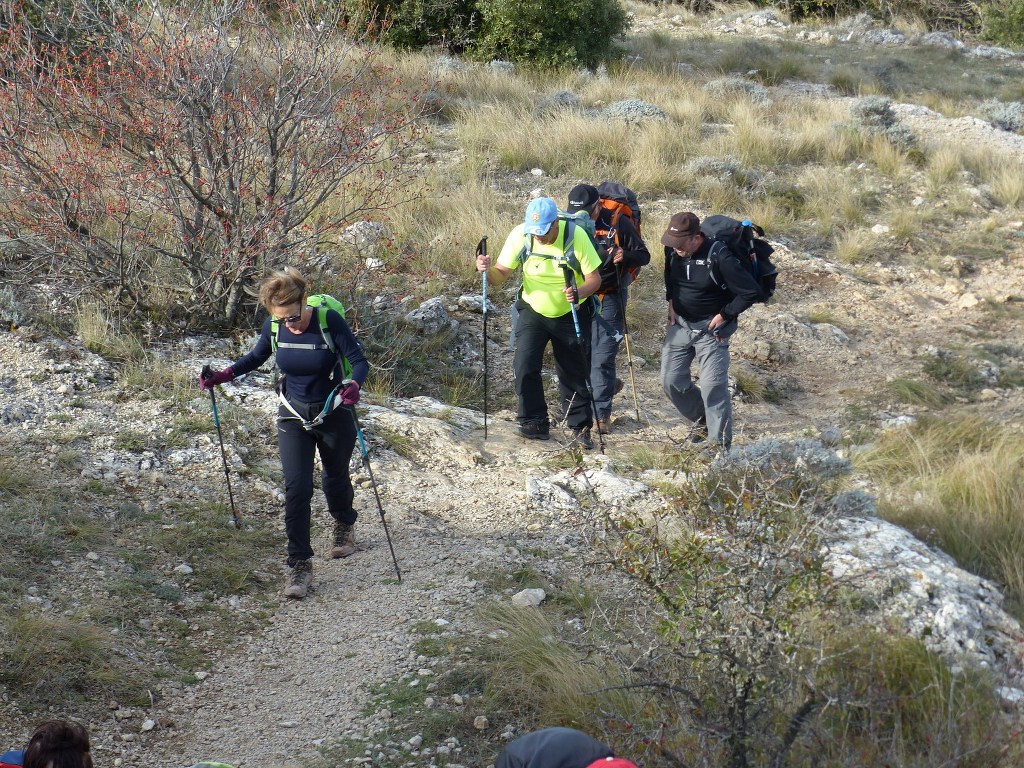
(707, 240, 730, 290)
(562, 219, 579, 273)
(609, 209, 623, 248)
(316, 305, 337, 354)
(521, 221, 582, 274)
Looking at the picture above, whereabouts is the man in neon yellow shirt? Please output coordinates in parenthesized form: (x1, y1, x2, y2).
(475, 197, 602, 446)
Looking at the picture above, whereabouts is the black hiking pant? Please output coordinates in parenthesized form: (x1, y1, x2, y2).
(277, 399, 357, 564)
(512, 298, 594, 431)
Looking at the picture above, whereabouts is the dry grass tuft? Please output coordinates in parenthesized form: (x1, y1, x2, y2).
(857, 416, 1024, 615)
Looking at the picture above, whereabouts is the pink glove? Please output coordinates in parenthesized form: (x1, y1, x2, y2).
(340, 380, 361, 406)
(199, 367, 235, 391)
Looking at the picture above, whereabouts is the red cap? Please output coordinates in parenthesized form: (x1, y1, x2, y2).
(585, 758, 638, 768)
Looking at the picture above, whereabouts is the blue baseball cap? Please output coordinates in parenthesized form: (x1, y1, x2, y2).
(523, 197, 558, 236)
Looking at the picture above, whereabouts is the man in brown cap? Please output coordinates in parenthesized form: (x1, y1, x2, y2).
(660, 211, 764, 449)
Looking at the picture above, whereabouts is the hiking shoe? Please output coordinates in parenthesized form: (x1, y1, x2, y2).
(613, 378, 624, 397)
(330, 522, 356, 559)
(688, 417, 709, 444)
(284, 559, 313, 599)
(596, 418, 612, 434)
(518, 421, 550, 441)
(572, 427, 594, 450)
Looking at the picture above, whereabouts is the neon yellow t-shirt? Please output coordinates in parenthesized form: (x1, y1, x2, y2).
(496, 221, 602, 318)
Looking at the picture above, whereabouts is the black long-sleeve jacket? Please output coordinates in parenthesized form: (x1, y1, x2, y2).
(663, 236, 764, 323)
(594, 210, 650, 295)
(495, 727, 614, 768)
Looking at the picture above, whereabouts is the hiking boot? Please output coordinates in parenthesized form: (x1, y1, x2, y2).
(688, 417, 709, 443)
(518, 420, 550, 441)
(668, 417, 709, 446)
(572, 427, 594, 450)
(330, 522, 356, 559)
(613, 378, 624, 396)
(596, 417, 612, 434)
(283, 559, 313, 599)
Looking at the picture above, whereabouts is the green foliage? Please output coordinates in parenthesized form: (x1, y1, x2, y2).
(355, 0, 630, 66)
(0, 457, 35, 494)
(593, 439, 1011, 764)
(887, 377, 952, 407)
(982, 0, 1024, 47)
(472, 0, 628, 68)
(352, 0, 482, 52)
(922, 352, 985, 391)
(813, 629, 1006, 765)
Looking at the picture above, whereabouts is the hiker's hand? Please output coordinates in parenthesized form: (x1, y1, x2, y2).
(475, 252, 490, 273)
(340, 380, 361, 406)
(564, 285, 579, 304)
(611, 246, 625, 264)
(199, 367, 234, 391)
(667, 302, 677, 327)
(708, 313, 727, 343)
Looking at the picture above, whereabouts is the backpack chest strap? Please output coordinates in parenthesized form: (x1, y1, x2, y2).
(276, 341, 332, 351)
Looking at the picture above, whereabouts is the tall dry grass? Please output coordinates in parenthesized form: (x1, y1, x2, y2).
(856, 416, 1024, 616)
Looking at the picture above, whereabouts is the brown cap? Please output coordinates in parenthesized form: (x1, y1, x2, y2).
(661, 212, 701, 249)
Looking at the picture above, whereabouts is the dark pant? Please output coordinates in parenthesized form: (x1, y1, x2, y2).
(590, 288, 627, 420)
(277, 400, 357, 564)
(512, 299, 593, 431)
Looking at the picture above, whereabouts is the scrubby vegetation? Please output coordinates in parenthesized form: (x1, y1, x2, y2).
(337, 442, 1019, 767)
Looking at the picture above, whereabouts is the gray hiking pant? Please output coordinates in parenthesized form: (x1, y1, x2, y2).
(660, 317, 736, 449)
(589, 288, 627, 420)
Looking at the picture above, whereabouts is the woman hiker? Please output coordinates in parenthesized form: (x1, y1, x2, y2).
(199, 267, 369, 599)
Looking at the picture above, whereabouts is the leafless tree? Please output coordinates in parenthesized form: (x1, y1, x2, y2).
(0, 0, 428, 325)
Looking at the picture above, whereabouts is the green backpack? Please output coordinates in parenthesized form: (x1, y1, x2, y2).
(269, 294, 353, 379)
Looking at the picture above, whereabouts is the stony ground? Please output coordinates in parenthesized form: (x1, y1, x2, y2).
(3, 11, 1024, 768)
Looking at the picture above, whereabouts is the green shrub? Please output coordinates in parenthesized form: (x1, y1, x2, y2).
(923, 352, 985, 391)
(983, 0, 1024, 48)
(472, 0, 628, 68)
(352, 0, 482, 52)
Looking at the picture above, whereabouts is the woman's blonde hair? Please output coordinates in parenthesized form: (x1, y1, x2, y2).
(259, 267, 308, 313)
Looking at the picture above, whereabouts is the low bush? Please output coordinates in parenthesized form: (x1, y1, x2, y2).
(982, 0, 1024, 47)
(504, 438, 1014, 765)
(350, 0, 482, 52)
(0, 613, 151, 709)
(472, 0, 628, 68)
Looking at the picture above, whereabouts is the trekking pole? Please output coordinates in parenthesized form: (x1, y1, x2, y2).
(201, 365, 241, 528)
(561, 265, 605, 454)
(349, 406, 402, 583)
(476, 236, 489, 440)
(616, 265, 642, 422)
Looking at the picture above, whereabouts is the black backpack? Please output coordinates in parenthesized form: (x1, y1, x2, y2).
(700, 214, 778, 302)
